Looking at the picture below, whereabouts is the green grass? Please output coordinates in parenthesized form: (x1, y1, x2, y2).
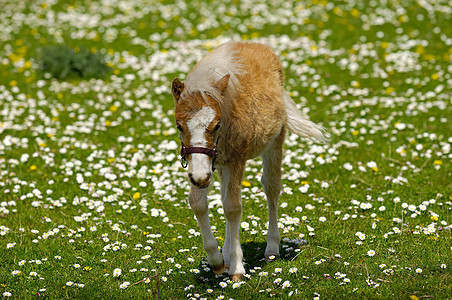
(0, 0, 451, 299)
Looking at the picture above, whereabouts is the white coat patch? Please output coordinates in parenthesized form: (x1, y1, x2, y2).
(187, 106, 216, 147)
(187, 106, 217, 181)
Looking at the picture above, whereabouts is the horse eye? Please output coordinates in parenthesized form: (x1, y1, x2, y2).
(176, 124, 183, 132)
(213, 123, 221, 132)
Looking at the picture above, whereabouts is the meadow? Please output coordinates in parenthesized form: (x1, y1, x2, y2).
(0, 0, 451, 299)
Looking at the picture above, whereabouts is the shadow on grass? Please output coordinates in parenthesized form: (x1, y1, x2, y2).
(184, 241, 304, 289)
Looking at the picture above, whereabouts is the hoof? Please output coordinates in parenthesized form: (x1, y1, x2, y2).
(230, 274, 242, 282)
(212, 261, 225, 275)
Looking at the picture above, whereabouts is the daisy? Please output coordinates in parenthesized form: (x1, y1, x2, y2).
(367, 250, 376, 257)
(113, 268, 122, 277)
(282, 280, 291, 289)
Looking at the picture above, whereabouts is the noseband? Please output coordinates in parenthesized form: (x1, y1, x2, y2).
(180, 142, 218, 172)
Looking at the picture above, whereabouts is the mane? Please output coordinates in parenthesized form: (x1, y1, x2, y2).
(182, 42, 243, 104)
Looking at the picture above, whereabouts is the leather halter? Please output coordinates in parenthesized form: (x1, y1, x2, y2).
(180, 141, 218, 172)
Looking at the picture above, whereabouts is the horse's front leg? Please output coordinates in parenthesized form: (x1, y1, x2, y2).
(188, 187, 224, 275)
(219, 163, 246, 281)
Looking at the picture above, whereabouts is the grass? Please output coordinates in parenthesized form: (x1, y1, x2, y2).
(0, 0, 451, 299)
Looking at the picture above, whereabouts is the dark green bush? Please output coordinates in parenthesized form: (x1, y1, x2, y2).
(39, 45, 111, 79)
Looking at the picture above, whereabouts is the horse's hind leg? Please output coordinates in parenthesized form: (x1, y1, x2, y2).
(261, 126, 285, 260)
(188, 187, 224, 274)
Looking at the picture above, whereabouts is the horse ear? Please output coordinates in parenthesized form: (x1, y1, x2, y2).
(214, 74, 230, 94)
(171, 78, 184, 102)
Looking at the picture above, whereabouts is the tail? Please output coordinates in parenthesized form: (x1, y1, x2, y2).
(284, 92, 328, 143)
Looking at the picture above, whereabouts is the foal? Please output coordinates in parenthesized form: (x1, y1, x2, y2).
(171, 42, 326, 281)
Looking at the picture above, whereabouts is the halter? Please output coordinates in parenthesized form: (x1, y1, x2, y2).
(180, 140, 218, 172)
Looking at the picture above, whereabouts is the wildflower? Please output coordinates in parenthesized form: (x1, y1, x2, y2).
(113, 268, 122, 277)
(415, 268, 422, 274)
(289, 267, 298, 273)
(367, 250, 376, 257)
(440, 264, 447, 269)
(219, 282, 227, 288)
(367, 161, 379, 172)
(3, 292, 12, 297)
(12, 270, 21, 276)
(343, 163, 353, 170)
(355, 232, 366, 240)
(66, 281, 73, 286)
(274, 268, 282, 273)
(119, 281, 130, 289)
(282, 280, 291, 288)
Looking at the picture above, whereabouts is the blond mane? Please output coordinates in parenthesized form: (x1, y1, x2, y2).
(182, 42, 243, 103)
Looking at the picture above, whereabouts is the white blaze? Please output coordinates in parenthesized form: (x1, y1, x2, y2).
(187, 106, 216, 182)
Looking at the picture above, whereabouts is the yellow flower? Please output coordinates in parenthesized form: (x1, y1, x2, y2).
(350, 8, 360, 17)
(351, 81, 360, 88)
(109, 105, 118, 112)
(431, 216, 438, 221)
(434, 160, 442, 165)
(241, 181, 251, 187)
(30, 165, 37, 171)
(133, 192, 141, 200)
(385, 87, 395, 95)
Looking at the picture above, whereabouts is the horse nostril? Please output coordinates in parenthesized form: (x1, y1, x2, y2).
(188, 172, 211, 188)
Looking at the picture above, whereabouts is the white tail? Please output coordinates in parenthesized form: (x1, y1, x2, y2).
(284, 92, 328, 143)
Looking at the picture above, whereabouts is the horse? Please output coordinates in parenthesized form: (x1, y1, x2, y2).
(171, 41, 326, 281)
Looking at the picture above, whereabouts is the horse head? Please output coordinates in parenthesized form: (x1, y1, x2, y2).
(171, 75, 229, 188)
